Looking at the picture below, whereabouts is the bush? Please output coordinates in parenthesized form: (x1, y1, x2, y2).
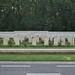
(58, 39, 62, 46)
(58, 42, 61, 46)
(0, 38, 3, 46)
(21, 39, 27, 47)
(49, 40, 53, 46)
(67, 42, 70, 47)
(8, 38, 14, 47)
(25, 38, 28, 41)
(39, 38, 44, 43)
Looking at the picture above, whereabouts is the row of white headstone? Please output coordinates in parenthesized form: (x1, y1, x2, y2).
(3, 36, 75, 46)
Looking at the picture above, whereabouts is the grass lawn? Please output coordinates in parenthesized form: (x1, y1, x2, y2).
(0, 54, 75, 61)
(0, 46, 75, 49)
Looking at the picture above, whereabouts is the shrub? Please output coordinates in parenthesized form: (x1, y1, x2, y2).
(22, 39, 27, 47)
(67, 42, 70, 47)
(49, 40, 53, 46)
(39, 38, 44, 43)
(8, 39, 14, 47)
(25, 38, 28, 41)
(65, 38, 68, 42)
(58, 42, 61, 46)
(0, 38, 3, 46)
(58, 39, 62, 46)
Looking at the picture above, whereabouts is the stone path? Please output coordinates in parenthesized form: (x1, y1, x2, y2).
(0, 48, 75, 53)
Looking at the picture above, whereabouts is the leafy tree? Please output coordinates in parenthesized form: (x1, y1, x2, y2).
(0, 0, 75, 31)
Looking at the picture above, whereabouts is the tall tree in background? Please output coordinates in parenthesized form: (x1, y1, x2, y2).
(0, 0, 75, 31)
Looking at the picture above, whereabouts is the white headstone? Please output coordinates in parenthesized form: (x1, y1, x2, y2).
(32, 37, 36, 46)
(28, 36, 32, 43)
(60, 36, 65, 46)
(20, 36, 25, 42)
(67, 36, 71, 43)
(3, 37, 9, 46)
(36, 36, 39, 43)
(14, 36, 20, 45)
(70, 37, 74, 46)
(54, 36, 58, 46)
(67, 36, 74, 46)
(44, 37, 49, 46)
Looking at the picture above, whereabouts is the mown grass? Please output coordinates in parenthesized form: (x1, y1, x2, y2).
(0, 45, 75, 49)
(0, 54, 75, 61)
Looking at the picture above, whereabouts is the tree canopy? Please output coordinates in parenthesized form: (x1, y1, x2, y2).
(0, 0, 75, 31)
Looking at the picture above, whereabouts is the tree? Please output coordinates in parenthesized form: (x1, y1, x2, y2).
(0, 0, 75, 31)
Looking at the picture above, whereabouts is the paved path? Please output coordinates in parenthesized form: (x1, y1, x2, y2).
(0, 61, 75, 75)
(0, 48, 75, 53)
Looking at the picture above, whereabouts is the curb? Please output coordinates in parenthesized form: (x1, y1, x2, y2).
(0, 49, 75, 54)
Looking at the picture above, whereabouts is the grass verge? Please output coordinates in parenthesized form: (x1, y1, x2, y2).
(0, 54, 75, 61)
(0, 46, 75, 49)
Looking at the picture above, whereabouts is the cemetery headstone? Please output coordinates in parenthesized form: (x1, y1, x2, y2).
(32, 37, 37, 46)
(28, 36, 32, 43)
(54, 36, 59, 46)
(60, 36, 65, 46)
(14, 36, 20, 45)
(36, 36, 39, 43)
(3, 37, 9, 46)
(20, 36, 25, 42)
(70, 37, 74, 46)
(44, 36, 49, 46)
(66, 36, 74, 46)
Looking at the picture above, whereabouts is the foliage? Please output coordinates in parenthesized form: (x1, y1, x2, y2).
(58, 39, 62, 46)
(65, 38, 70, 46)
(39, 38, 44, 43)
(49, 40, 53, 46)
(8, 38, 14, 46)
(0, 0, 75, 31)
(0, 38, 3, 46)
(25, 38, 28, 41)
